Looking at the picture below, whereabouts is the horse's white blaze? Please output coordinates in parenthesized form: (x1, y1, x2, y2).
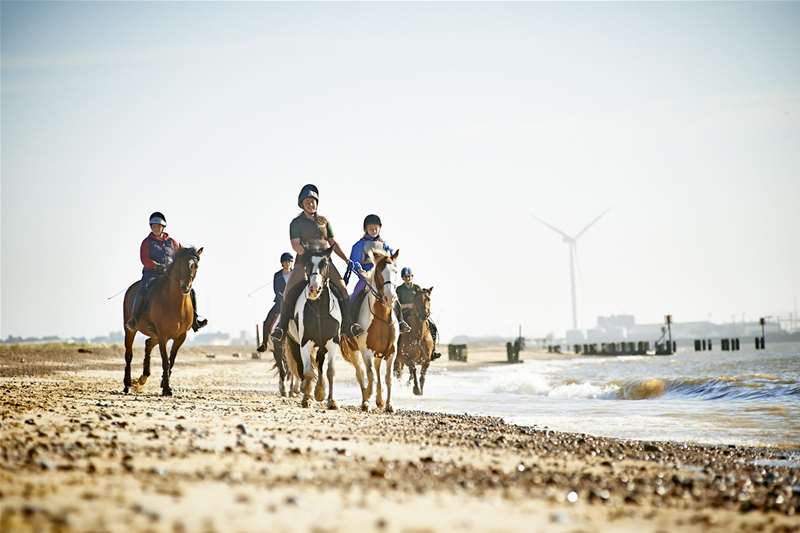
(307, 255, 324, 300)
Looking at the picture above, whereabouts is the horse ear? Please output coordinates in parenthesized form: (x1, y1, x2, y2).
(197, 247, 204, 256)
(391, 249, 400, 261)
(427, 286, 433, 293)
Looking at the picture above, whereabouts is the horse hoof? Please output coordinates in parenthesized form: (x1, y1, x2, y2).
(301, 398, 310, 408)
(385, 404, 394, 414)
(361, 402, 369, 412)
(123, 387, 129, 394)
(413, 387, 421, 396)
(162, 388, 173, 397)
(327, 400, 338, 410)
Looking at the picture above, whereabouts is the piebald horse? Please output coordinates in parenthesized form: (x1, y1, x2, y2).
(283, 248, 346, 409)
(351, 249, 401, 413)
(122, 247, 203, 396)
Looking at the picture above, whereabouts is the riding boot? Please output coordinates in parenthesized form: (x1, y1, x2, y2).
(125, 292, 145, 331)
(394, 301, 412, 334)
(259, 303, 280, 351)
(429, 319, 442, 360)
(351, 289, 368, 330)
(190, 289, 208, 332)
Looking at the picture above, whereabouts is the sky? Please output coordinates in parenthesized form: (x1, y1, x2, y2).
(2, 2, 799, 341)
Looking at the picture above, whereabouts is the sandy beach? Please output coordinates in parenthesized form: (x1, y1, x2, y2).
(1, 343, 798, 532)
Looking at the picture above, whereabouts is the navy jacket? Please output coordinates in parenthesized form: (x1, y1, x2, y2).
(273, 270, 289, 303)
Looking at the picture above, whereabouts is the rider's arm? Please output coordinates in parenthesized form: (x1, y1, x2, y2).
(349, 240, 362, 265)
(140, 238, 158, 270)
(328, 237, 349, 264)
(290, 238, 304, 255)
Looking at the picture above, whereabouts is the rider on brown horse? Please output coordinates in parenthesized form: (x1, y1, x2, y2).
(125, 212, 207, 333)
(347, 214, 411, 335)
(398, 267, 441, 360)
(271, 184, 362, 342)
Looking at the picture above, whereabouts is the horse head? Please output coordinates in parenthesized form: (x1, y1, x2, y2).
(371, 249, 400, 308)
(169, 246, 203, 294)
(416, 286, 433, 321)
(304, 246, 333, 301)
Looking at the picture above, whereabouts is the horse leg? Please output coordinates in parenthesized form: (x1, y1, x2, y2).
(384, 353, 395, 413)
(410, 362, 420, 396)
(325, 341, 338, 410)
(363, 349, 375, 401)
(273, 346, 287, 397)
(300, 341, 315, 408)
(169, 333, 186, 372)
(314, 349, 326, 402)
(123, 328, 135, 393)
(132, 337, 155, 392)
(374, 355, 384, 409)
(158, 339, 172, 396)
(352, 351, 369, 412)
(420, 361, 429, 395)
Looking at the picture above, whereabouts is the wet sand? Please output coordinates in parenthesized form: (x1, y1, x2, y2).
(1, 344, 798, 532)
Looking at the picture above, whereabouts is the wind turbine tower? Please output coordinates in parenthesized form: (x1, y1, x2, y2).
(532, 210, 610, 331)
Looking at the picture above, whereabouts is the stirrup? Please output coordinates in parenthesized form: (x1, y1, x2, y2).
(431, 351, 442, 361)
(271, 327, 284, 341)
(399, 321, 412, 334)
(350, 324, 364, 337)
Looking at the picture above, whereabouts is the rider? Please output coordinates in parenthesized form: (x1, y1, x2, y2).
(271, 184, 362, 342)
(257, 252, 293, 352)
(126, 211, 207, 333)
(397, 267, 441, 360)
(348, 214, 411, 334)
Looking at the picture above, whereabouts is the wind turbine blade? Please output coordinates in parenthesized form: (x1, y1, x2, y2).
(574, 208, 610, 240)
(531, 213, 572, 241)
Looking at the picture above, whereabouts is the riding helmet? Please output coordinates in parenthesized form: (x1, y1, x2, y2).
(280, 252, 294, 263)
(401, 267, 413, 277)
(149, 212, 167, 227)
(363, 214, 382, 230)
(297, 184, 319, 208)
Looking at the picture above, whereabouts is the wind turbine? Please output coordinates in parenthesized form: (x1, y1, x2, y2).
(532, 209, 609, 331)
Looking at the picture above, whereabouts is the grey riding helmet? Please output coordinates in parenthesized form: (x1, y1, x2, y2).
(149, 212, 167, 226)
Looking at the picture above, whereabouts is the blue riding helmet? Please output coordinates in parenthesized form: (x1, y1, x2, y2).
(149, 212, 167, 226)
(297, 184, 319, 208)
(401, 267, 413, 277)
(280, 252, 294, 263)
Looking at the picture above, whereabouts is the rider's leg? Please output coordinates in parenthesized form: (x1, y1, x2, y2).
(328, 266, 362, 337)
(393, 301, 412, 334)
(126, 274, 153, 331)
(190, 288, 208, 332)
(259, 302, 280, 351)
(272, 261, 307, 340)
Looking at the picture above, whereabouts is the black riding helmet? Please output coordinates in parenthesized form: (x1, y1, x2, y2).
(149, 212, 167, 226)
(297, 184, 319, 208)
(280, 252, 294, 263)
(363, 214, 382, 230)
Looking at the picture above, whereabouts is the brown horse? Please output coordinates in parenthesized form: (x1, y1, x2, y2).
(395, 287, 435, 395)
(352, 250, 401, 412)
(122, 247, 203, 396)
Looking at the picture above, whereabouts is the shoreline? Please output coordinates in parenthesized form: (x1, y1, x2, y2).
(1, 344, 798, 531)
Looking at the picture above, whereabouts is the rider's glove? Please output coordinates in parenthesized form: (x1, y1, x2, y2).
(349, 261, 363, 273)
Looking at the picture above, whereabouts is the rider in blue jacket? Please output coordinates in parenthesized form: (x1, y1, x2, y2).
(348, 214, 411, 334)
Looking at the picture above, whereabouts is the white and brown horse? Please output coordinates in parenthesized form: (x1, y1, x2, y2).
(351, 250, 402, 412)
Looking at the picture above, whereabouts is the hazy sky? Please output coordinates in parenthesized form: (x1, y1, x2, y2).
(2, 2, 799, 341)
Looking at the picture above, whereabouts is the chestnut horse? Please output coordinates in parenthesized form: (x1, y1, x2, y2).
(394, 287, 435, 395)
(351, 249, 401, 412)
(122, 247, 203, 396)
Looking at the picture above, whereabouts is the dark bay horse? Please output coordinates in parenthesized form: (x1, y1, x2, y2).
(395, 287, 435, 395)
(122, 247, 203, 396)
(283, 248, 346, 409)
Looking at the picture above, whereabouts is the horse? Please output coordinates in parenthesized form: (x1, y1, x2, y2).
(282, 247, 347, 409)
(351, 249, 401, 413)
(263, 329, 297, 397)
(394, 287, 435, 395)
(122, 247, 203, 397)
